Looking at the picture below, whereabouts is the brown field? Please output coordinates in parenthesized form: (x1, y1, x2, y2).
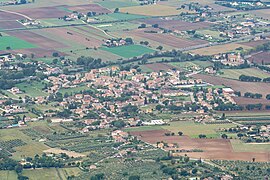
(0, 21, 24, 30)
(248, 51, 270, 64)
(249, 9, 270, 19)
(239, 39, 270, 48)
(190, 43, 251, 55)
(131, 29, 207, 48)
(193, 74, 270, 98)
(120, 4, 191, 16)
(14, 6, 67, 19)
(129, 129, 269, 162)
(0, 48, 66, 58)
(145, 63, 176, 71)
(0, 11, 22, 20)
(141, 18, 212, 31)
(7, 30, 68, 49)
(41, 27, 103, 47)
(67, 4, 111, 14)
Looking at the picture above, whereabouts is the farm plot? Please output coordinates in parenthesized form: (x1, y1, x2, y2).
(92, 13, 147, 22)
(7, 30, 68, 49)
(67, 4, 111, 14)
(13, 6, 68, 19)
(219, 68, 270, 80)
(193, 74, 270, 98)
(141, 18, 212, 31)
(190, 43, 251, 55)
(0, 171, 18, 180)
(95, 0, 140, 9)
(22, 168, 81, 180)
(40, 27, 104, 48)
(248, 51, 270, 64)
(131, 29, 207, 49)
(144, 63, 176, 72)
(0, 21, 24, 30)
(128, 129, 270, 162)
(233, 97, 270, 107)
(0, 35, 37, 51)
(120, 4, 191, 16)
(101, 44, 155, 58)
(0, 11, 22, 20)
(239, 39, 270, 48)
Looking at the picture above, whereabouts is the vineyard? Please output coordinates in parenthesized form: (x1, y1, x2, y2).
(0, 139, 26, 156)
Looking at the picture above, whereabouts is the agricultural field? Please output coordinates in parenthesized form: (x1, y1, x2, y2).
(219, 68, 270, 80)
(101, 44, 155, 58)
(0, 35, 36, 51)
(120, 4, 191, 16)
(0, 171, 18, 180)
(190, 43, 252, 55)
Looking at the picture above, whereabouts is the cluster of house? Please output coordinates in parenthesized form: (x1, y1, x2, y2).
(214, 52, 245, 66)
(103, 38, 129, 47)
(194, 87, 236, 113)
(0, 0, 28, 6)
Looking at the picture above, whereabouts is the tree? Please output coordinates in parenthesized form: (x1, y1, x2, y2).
(156, 46, 163, 51)
(52, 52, 59, 57)
(128, 175, 140, 180)
(111, 120, 126, 128)
(178, 131, 183, 136)
(114, 8, 119, 13)
(221, 134, 228, 139)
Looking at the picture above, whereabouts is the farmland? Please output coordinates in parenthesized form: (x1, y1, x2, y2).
(219, 68, 270, 80)
(101, 44, 155, 58)
(0, 35, 36, 51)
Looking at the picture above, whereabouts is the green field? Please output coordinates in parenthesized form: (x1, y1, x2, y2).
(95, 0, 140, 9)
(163, 121, 236, 138)
(169, 61, 214, 69)
(0, 171, 18, 180)
(22, 168, 81, 180)
(16, 81, 48, 97)
(231, 139, 270, 152)
(219, 68, 270, 80)
(101, 45, 155, 58)
(0, 36, 37, 51)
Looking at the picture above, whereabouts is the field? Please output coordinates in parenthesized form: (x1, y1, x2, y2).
(93, 13, 146, 22)
(219, 68, 270, 80)
(101, 44, 155, 58)
(0, 35, 36, 51)
(0, 171, 18, 180)
(190, 43, 252, 55)
(141, 18, 212, 31)
(248, 51, 270, 64)
(95, 0, 140, 9)
(22, 168, 81, 180)
(120, 4, 191, 16)
(169, 61, 214, 69)
(128, 128, 270, 162)
(130, 29, 208, 49)
(193, 74, 270, 98)
(0, 21, 24, 30)
(144, 63, 176, 72)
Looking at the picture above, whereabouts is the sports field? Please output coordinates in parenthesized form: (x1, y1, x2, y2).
(0, 36, 37, 51)
(101, 44, 155, 58)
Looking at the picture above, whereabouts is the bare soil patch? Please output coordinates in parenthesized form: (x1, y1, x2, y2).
(44, 148, 86, 158)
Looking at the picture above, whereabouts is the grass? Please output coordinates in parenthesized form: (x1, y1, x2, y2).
(219, 68, 270, 80)
(120, 4, 191, 16)
(101, 44, 155, 58)
(22, 168, 81, 180)
(0, 36, 37, 51)
(0, 171, 18, 180)
(163, 121, 236, 138)
(16, 81, 48, 97)
(231, 139, 270, 152)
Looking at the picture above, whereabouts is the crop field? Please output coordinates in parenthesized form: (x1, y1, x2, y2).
(0, 35, 36, 51)
(101, 44, 155, 58)
(193, 74, 270, 98)
(0, 171, 18, 180)
(190, 43, 252, 55)
(93, 13, 147, 22)
(128, 129, 270, 162)
(131, 29, 208, 49)
(141, 18, 212, 31)
(22, 168, 81, 180)
(15, 81, 48, 97)
(0, 21, 24, 30)
(95, 0, 140, 9)
(169, 61, 214, 69)
(219, 68, 270, 80)
(163, 121, 235, 138)
(248, 51, 270, 64)
(144, 63, 176, 72)
(249, 9, 270, 19)
(120, 4, 191, 16)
